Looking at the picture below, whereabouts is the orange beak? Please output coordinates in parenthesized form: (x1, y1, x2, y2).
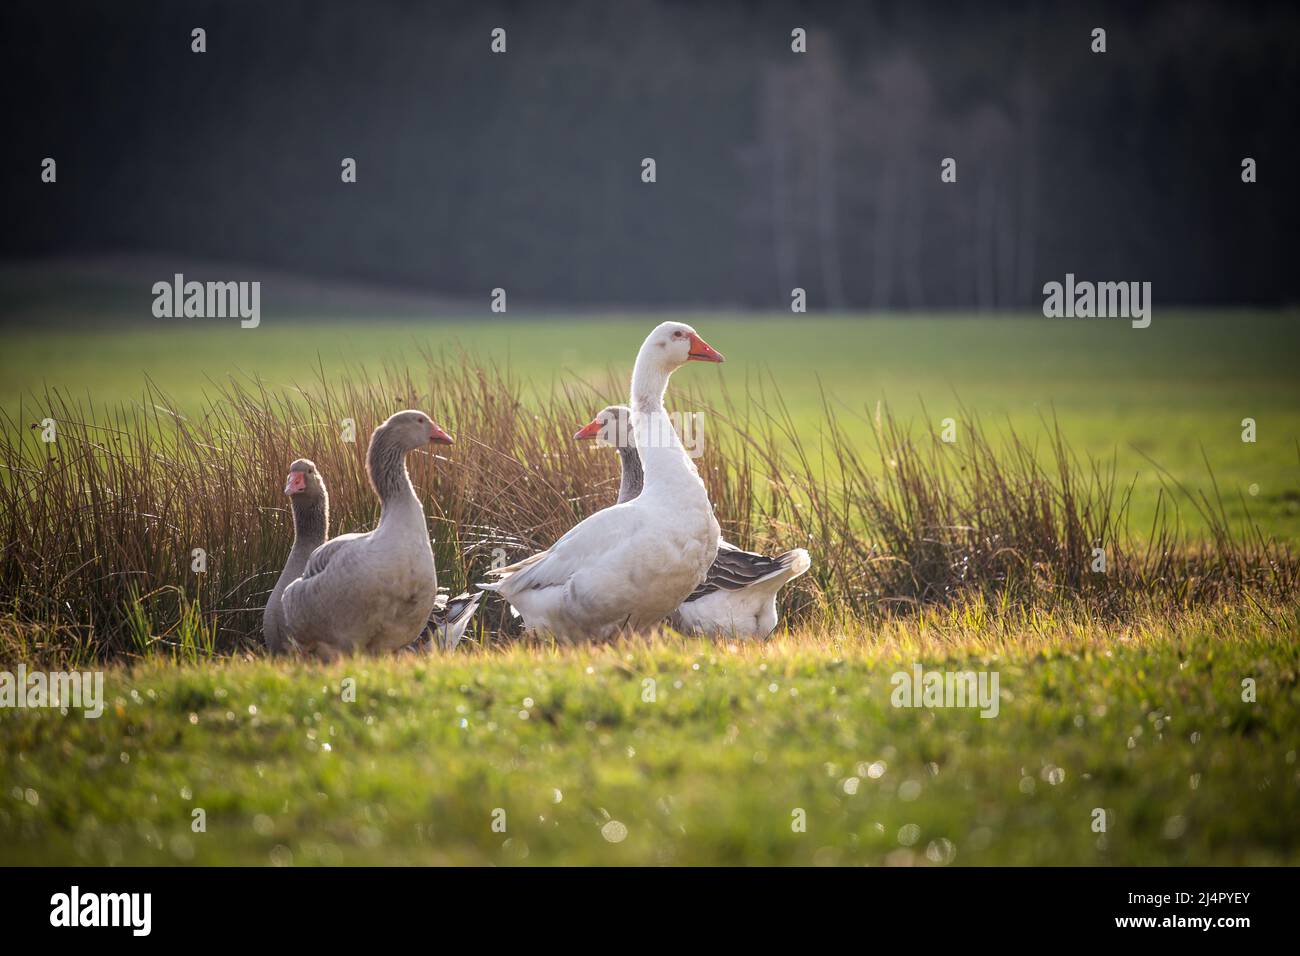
(687, 332, 724, 363)
(429, 423, 454, 445)
(574, 418, 603, 441)
(284, 471, 307, 495)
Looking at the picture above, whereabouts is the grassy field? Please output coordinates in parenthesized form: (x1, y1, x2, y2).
(1, 308, 1297, 866)
(3, 311, 1298, 539)
(2, 604, 1296, 866)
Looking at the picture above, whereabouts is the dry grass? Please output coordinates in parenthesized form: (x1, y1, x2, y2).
(0, 353, 1295, 664)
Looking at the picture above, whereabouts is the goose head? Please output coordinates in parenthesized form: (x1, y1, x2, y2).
(574, 404, 633, 446)
(283, 458, 327, 498)
(379, 409, 454, 450)
(640, 321, 724, 373)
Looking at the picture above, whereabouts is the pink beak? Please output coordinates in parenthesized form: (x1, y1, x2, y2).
(574, 418, 604, 441)
(687, 332, 725, 363)
(284, 471, 307, 495)
(429, 422, 454, 445)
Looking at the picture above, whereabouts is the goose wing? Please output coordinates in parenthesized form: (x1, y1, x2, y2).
(479, 505, 639, 597)
(300, 531, 369, 581)
(687, 542, 808, 601)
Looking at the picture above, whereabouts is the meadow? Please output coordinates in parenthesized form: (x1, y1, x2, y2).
(3, 311, 1297, 539)
(0, 309, 1297, 866)
(2, 604, 1296, 866)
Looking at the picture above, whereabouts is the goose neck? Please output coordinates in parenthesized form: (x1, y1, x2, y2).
(291, 493, 328, 551)
(615, 445, 644, 504)
(629, 352, 670, 415)
(368, 431, 422, 522)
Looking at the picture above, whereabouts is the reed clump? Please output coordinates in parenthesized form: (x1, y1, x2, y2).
(1, 354, 1294, 663)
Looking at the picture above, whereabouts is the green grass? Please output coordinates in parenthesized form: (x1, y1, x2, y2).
(2, 310, 1297, 866)
(3, 311, 1298, 539)
(2, 604, 1297, 866)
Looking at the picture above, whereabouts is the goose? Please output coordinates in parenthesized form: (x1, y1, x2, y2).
(266, 459, 476, 654)
(418, 588, 483, 651)
(576, 404, 811, 638)
(281, 410, 452, 658)
(263, 458, 328, 655)
(480, 321, 725, 640)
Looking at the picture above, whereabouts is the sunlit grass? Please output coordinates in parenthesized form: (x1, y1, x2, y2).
(1, 601, 1295, 865)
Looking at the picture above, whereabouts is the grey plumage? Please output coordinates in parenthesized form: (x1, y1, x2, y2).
(280, 410, 449, 657)
(263, 458, 328, 655)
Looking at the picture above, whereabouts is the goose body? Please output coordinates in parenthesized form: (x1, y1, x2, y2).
(282, 410, 453, 657)
(671, 542, 811, 638)
(263, 458, 328, 655)
(481, 322, 724, 640)
(575, 404, 810, 639)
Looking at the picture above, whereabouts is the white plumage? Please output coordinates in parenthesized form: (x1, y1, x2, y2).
(480, 321, 725, 640)
(575, 404, 811, 639)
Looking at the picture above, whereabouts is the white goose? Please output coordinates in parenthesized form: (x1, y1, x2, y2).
(480, 321, 724, 640)
(263, 458, 328, 655)
(282, 410, 452, 658)
(576, 405, 811, 638)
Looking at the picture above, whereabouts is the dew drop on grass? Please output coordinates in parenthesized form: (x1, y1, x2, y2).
(601, 820, 628, 843)
(926, 838, 957, 864)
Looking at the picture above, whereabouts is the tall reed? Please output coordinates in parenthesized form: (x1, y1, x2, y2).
(0, 354, 1293, 662)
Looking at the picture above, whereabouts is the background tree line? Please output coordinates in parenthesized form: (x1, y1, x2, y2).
(3, 0, 1297, 310)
